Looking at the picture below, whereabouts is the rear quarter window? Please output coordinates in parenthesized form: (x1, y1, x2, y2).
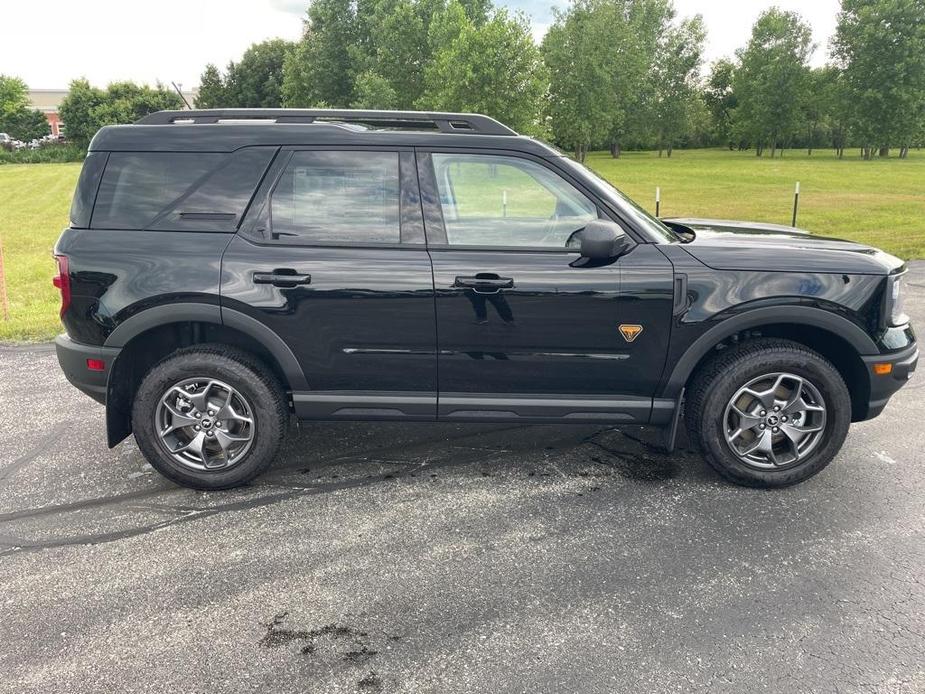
(69, 152, 108, 228)
(90, 148, 276, 232)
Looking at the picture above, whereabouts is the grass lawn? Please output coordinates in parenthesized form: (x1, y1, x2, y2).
(0, 148, 923, 343)
(585, 147, 925, 258)
(0, 163, 80, 342)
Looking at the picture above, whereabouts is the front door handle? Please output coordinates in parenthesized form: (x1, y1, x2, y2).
(253, 269, 312, 288)
(453, 274, 514, 294)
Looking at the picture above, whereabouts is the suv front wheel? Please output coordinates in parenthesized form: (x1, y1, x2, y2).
(132, 345, 288, 490)
(687, 338, 851, 488)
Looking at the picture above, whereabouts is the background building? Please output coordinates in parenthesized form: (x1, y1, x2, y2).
(28, 89, 68, 137)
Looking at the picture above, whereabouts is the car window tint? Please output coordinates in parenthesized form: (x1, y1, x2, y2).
(270, 150, 400, 244)
(149, 147, 277, 232)
(69, 152, 108, 228)
(431, 153, 598, 248)
(92, 153, 225, 230)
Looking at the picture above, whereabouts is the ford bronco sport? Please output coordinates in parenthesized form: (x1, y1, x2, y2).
(54, 109, 917, 490)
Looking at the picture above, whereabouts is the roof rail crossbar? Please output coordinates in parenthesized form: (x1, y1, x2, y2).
(135, 109, 518, 136)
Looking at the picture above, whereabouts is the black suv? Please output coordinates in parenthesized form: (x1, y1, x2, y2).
(54, 109, 917, 490)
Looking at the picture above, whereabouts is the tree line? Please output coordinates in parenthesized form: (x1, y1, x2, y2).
(0, 75, 52, 141)
(44, 0, 925, 159)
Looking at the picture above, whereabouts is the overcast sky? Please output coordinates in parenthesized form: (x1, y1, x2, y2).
(2, 0, 840, 90)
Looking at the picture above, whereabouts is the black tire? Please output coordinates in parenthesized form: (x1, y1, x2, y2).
(686, 338, 851, 488)
(132, 344, 288, 490)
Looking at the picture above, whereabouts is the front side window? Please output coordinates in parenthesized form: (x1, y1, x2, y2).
(431, 153, 598, 248)
(270, 150, 401, 244)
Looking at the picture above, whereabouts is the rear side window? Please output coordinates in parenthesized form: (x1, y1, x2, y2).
(90, 148, 275, 232)
(69, 152, 108, 228)
(269, 150, 400, 244)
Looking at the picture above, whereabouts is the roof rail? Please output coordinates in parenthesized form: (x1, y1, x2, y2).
(135, 109, 518, 136)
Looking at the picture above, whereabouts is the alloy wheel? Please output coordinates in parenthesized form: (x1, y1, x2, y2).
(155, 378, 255, 471)
(723, 372, 827, 470)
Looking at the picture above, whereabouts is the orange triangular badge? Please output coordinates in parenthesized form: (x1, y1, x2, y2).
(619, 324, 643, 342)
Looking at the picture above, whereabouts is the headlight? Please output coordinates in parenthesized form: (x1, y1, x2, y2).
(885, 274, 908, 327)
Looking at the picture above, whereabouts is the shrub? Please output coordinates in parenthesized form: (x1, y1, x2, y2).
(0, 144, 85, 165)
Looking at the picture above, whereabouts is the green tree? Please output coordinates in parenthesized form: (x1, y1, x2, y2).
(369, 0, 430, 108)
(281, 0, 493, 112)
(801, 67, 831, 155)
(542, 0, 623, 161)
(90, 82, 182, 126)
(58, 79, 106, 147)
(650, 15, 705, 156)
(732, 8, 813, 157)
(833, 0, 925, 159)
(351, 70, 398, 108)
(225, 39, 293, 107)
(418, 3, 546, 134)
(2, 108, 50, 140)
(543, 0, 682, 160)
(0, 75, 50, 140)
(704, 59, 737, 149)
(195, 64, 227, 108)
(0, 74, 30, 119)
(59, 79, 181, 148)
(283, 0, 359, 107)
(607, 0, 674, 157)
(823, 67, 852, 158)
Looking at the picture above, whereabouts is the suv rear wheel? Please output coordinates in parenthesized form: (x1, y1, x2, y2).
(132, 345, 288, 490)
(687, 339, 851, 487)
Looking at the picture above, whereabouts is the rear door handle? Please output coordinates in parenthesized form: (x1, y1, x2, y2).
(453, 274, 514, 293)
(253, 269, 312, 288)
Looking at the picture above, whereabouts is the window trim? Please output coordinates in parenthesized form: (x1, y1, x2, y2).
(242, 145, 424, 249)
(415, 147, 639, 254)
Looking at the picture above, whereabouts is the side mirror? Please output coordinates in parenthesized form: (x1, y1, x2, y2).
(579, 219, 631, 261)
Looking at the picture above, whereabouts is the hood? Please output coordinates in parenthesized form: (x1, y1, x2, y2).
(665, 217, 810, 235)
(664, 218, 904, 275)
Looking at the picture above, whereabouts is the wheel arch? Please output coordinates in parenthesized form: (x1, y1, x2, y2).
(103, 304, 306, 447)
(665, 306, 876, 422)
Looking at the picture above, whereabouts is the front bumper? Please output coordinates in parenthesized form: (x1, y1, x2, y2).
(859, 343, 918, 420)
(55, 334, 121, 405)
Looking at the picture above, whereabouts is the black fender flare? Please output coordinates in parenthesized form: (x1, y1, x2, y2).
(102, 302, 308, 448)
(104, 301, 308, 389)
(661, 305, 879, 399)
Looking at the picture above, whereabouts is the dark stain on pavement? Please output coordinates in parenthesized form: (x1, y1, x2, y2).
(259, 613, 378, 662)
(357, 671, 384, 692)
(585, 430, 678, 481)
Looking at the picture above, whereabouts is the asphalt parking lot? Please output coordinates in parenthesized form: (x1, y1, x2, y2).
(1, 265, 923, 694)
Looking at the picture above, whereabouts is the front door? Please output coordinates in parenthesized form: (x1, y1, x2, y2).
(418, 150, 674, 424)
(223, 147, 437, 420)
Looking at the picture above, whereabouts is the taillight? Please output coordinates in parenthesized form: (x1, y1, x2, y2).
(52, 254, 70, 319)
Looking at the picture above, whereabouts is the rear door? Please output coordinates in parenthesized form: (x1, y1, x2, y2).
(222, 146, 437, 420)
(418, 149, 674, 424)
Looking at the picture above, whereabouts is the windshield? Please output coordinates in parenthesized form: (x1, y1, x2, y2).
(557, 156, 679, 243)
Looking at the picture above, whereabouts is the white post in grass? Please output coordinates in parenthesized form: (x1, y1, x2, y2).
(655, 186, 661, 217)
(0, 234, 9, 321)
(792, 181, 800, 227)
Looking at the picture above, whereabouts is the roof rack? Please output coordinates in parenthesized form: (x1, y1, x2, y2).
(135, 109, 518, 136)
